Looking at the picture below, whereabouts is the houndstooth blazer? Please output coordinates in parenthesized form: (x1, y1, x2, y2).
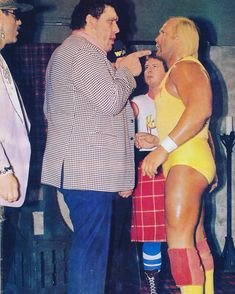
(41, 34, 136, 192)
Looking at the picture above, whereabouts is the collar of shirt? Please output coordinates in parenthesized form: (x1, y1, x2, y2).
(72, 30, 107, 55)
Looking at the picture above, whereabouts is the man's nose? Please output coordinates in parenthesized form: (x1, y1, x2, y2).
(114, 23, 120, 34)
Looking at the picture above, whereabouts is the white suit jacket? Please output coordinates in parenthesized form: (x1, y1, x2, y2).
(0, 54, 31, 207)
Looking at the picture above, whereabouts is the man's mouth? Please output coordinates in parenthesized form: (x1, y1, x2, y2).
(156, 42, 162, 54)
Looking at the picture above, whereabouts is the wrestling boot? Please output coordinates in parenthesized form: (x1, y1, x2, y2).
(180, 285, 204, 293)
(144, 270, 159, 294)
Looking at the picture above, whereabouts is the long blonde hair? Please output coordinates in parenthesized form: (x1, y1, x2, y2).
(169, 17, 199, 58)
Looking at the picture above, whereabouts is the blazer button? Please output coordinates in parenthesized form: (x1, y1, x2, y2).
(130, 137, 134, 140)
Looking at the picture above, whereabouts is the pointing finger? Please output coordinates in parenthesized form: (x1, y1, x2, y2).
(133, 50, 151, 58)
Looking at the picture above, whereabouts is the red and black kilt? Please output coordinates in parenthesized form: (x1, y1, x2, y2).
(131, 161, 166, 242)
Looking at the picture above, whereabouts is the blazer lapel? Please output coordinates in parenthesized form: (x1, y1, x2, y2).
(0, 54, 28, 129)
(14, 82, 31, 134)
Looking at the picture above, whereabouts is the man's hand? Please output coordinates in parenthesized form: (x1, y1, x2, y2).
(0, 173, 19, 202)
(115, 50, 151, 76)
(118, 190, 133, 198)
(142, 146, 168, 178)
(135, 132, 159, 149)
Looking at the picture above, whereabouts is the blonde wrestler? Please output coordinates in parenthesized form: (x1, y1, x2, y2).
(136, 17, 216, 294)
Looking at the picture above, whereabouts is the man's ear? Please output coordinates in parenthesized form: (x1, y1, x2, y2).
(174, 34, 180, 41)
(174, 34, 182, 48)
(85, 14, 97, 29)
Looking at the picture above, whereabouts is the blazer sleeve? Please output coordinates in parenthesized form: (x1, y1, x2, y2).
(0, 142, 10, 169)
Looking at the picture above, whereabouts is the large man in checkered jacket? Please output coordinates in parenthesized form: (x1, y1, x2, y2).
(41, 0, 150, 293)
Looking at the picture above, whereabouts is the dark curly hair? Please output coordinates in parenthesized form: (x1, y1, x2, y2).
(70, 0, 118, 30)
(146, 52, 168, 72)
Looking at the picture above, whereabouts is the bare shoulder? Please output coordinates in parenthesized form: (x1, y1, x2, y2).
(167, 59, 212, 104)
(170, 60, 209, 84)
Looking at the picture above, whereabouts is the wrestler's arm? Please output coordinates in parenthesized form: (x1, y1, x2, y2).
(167, 62, 212, 145)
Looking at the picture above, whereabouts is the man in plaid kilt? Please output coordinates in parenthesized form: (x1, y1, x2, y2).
(131, 53, 167, 294)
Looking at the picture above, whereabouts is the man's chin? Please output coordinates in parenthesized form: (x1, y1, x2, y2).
(7, 39, 18, 45)
(12, 35, 19, 43)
